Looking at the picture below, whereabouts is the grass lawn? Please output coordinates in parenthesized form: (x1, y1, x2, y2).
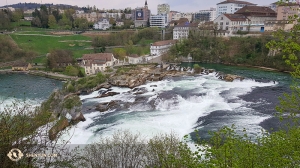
(10, 33, 93, 63)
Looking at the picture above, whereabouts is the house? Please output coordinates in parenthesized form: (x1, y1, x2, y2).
(173, 22, 198, 40)
(234, 6, 277, 32)
(214, 13, 250, 33)
(171, 12, 193, 22)
(82, 53, 118, 75)
(214, 5, 277, 34)
(116, 20, 124, 27)
(12, 62, 32, 71)
(150, 40, 177, 56)
(216, 0, 257, 17)
(93, 18, 112, 30)
(128, 54, 144, 64)
(169, 18, 189, 27)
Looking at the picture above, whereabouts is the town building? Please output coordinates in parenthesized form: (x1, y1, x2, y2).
(277, 2, 299, 20)
(214, 6, 276, 34)
(82, 53, 118, 75)
(76, 12, 101, 22)
(157, 4, 170, 15)
(173, 22, 198, 40)
(150, 14, 168, 28)
(128, 54, 145, 64)
(169, 18, 189, 27)
(194, 8, 217, 22)
(116, 20, 124, 27)
(265, 2, 299, 32)
(131, 0, 151, 27)
(235, 6, 277, 32)
(150, 40, 177, 56)
(93, 18, 111, 30)
(216, 0, 257, 17)
(268, 2, 278, 13)
(12, 62, 32, 71)
(171, 12, 193, 22)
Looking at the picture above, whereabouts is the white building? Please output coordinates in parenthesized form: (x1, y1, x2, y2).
(93, 18, 112, 30)
(173, 22, 198, 40)
(157, 4, 170, 15)
(214, 13, 249, 32)
(150, 40, 177, 56)
(150, 14, 168, 28)
(76, 10, 85, 14)
(194, 8, 217, 22)
(213, 5, 276, 34)
(82, 53, 118, 75)
(216, 0, 257, 17)
(128, 54, 145, 64)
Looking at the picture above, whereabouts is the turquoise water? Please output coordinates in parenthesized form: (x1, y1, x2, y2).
(181, 63, 292, 86)
(0, 73, 63, 106)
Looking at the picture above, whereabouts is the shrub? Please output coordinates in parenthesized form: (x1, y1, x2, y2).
(193, 64, 201, 74)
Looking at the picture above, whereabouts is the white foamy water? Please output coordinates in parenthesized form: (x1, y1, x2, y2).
(61, 73, 277, 144)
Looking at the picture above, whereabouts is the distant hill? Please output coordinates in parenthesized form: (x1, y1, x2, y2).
(0, 3, 79, 10)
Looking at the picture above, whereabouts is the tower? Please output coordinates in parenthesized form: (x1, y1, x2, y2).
(145, 0, 148, 9)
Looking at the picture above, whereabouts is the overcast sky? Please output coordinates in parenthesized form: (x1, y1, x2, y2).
(0, 0, 278, 13)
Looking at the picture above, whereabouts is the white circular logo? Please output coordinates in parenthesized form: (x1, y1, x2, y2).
(138, 12, 142, 17)
(7, 148, 24, 162)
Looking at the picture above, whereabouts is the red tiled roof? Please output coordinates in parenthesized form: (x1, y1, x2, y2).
(82, 53, 114, 65)
(235, 6, 277, 16)
(152, 40, 177, 46)
(223, 14, 250, 21)
(175, 22, 198, 27)
(128, 54, 140, 58)
(83, 53, 113, 61)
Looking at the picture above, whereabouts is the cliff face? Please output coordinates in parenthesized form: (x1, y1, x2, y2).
(40, 90, 85, 140)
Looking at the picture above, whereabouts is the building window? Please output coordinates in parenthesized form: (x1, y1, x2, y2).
(240, 27, 243, 30)
(221, 17, 223, 20)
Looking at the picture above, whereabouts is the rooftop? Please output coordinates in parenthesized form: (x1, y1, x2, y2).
(83, 53, 114, 65)
(175, 22, 198, 27)
(217, 0, 256, 5)
(223, 14, 250, 21)
(152, 40, 177, 46)
(235, 6, 276, 16)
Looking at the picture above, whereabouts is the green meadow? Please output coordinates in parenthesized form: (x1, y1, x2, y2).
(10, 33, 94, 63)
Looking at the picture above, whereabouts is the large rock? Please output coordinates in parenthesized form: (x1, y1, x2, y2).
(96, 92, 120, 98)
(223, 74, 244, 82)
(49, 117, 69, 141)
(95, 100, 130, 112)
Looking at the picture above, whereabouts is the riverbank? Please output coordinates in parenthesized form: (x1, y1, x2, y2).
(0, 69, 77, 81)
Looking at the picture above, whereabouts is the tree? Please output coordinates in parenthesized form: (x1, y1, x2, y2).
(113, 48, 127, 60)
(0, 100, 81, 167)
(0, 10, 11, 30)
(48, 15, 58, 29)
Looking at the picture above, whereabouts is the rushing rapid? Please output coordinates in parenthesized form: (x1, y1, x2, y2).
(62, 72, 280, 143)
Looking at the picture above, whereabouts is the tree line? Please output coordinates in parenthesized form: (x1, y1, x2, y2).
(31, 5, 92, 30)
(164, 33, 295, 71)
(0, 8, 23, 30)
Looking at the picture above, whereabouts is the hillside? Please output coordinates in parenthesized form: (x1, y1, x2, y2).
(1, 3, 77, 9)
(0, 35, 37, 64)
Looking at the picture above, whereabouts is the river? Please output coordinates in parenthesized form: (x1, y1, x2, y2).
(0, 64, 292, 144)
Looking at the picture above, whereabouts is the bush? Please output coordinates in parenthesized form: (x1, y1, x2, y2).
(193, 64, 201, 74)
